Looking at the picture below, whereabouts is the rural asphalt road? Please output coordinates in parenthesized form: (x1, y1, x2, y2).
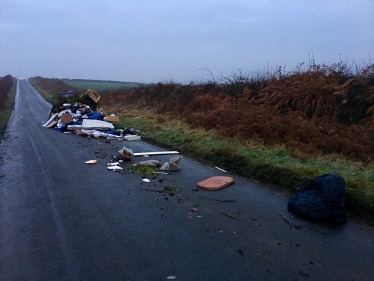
(0, 80, 373, 281)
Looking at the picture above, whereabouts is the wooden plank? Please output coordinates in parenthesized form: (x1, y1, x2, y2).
(46, 120, 58, 128)
(42, 113, 58, 127)
(85, 89, 101, 103)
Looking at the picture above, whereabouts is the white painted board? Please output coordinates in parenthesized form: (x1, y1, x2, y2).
(133, 151, 179, 156)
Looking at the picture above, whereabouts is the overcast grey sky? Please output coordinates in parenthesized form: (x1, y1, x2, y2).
(1, 0, 373, 83)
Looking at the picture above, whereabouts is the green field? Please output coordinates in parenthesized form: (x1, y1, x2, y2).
(62, 79, 143, 91)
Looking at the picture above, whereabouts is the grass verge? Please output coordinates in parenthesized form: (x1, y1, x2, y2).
(0, 80, 17, 137)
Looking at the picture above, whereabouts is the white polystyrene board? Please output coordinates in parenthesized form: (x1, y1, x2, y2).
(81, 119, 114, 130)
(124, 135, 141, 141)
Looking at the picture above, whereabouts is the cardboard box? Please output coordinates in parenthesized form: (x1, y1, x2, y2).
(106, 116, 119, 122)
(60, 113, 73, 124)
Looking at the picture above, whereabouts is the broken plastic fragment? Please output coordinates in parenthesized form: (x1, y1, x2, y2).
(107, 166, 123, 171)
(215, 166, 227, 173)
(143, 178, 150, 183)
(107, 162, 120, 166)
(85, 160, 97, 164)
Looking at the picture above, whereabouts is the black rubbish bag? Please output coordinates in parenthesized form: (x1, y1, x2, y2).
(287, 174, 347, 224)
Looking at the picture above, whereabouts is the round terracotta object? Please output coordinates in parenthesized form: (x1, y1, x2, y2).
(197, 176, 235, 191)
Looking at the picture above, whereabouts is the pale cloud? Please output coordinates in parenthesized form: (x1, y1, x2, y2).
(1, 0, 373, 83)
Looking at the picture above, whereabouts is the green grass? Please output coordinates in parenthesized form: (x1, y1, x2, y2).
(62, 79, 143, 91)
(111, 108, 374, 224)
(0, 80, 17, 136)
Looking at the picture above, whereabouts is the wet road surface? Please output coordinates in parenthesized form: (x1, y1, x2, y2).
(0, 80, 373, 280)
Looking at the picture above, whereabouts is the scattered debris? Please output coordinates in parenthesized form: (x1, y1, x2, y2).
(105, 115, 119, 122)
(154, 172, 169, 175)
(219, 211, 236, 219)
(256, 250, 267, 257)
(42, 113, 58, 128)
(299, 270, 310, 278)
(160, 155, 182, 172)
(197, 176, 234, 191)
(167, 276, 176, 280)
(42, 100, 142, 142)
(278, 212, 302, 229)
(85, 160, 97, 164)
(107, 166, 123, 171)
(215, 166, 227, 173)
(142, 188, 163, 193)
(191, 208, 199, 212)
(199, 196, 236, 203)
(107, 162, 120, 167)
(143, 178, 150, 183)
(114, 146, 134, 161)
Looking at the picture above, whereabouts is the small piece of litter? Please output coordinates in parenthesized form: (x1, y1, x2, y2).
(215, 166, 227, 173)
(143, 178, 150, 183)
(191, 208, 199, 212)
(167, 276, 176, 280)
(107, 162, 120, 166)
(107, 166, 123, 171)
(85, 160, 97, 164)
(154, 172, 169, 175)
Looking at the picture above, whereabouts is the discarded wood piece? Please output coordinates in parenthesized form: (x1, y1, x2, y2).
(133, 151, 179, 156)
(46, 120, 58, 128)
(85, 88, 101, 103)
(142, 188, 163, 193)
(105, 115, 119, 122)
(199, 196, 236, 203)
(279, 212, 302, 229)
(220, 211, 237, 219)
(198, 176, 234, 191)
(42, 113, 58, 127)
